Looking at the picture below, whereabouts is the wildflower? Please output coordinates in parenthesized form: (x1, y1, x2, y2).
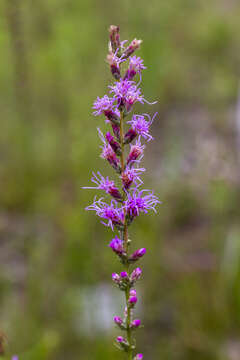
(130, 289, 137, 296)
(109, 25, 121, 52)
(120, 271, 128, 279)
(135, 354, 143, 360)
(93, 95, 119, 124)
(121, 166, 145, 189)
(83, 172, 122, 201)
(131, 319, 141, 328)
(129, 295, 138, 306)
(131, 267, 142, 281)
(114, 316, 123, 326)
(98, 128, 121, 171)
(130, 248, 146, 261)
(127, 113, 157, 142)
(126, 139, 145, 165)
(109, 79, 144, 111)
(109, 237, 125, 255)
(125, 56, 146, 80)
(105, 131, 121, 155)
(86, 198, 124, 230)
(122, 38, 142, 59)
(125, 189, 160, 218)
(84, 25, 159, 358)
(112, 273, 121, 284)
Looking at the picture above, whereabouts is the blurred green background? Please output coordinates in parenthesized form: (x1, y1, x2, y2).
(1, 0, 240, 359)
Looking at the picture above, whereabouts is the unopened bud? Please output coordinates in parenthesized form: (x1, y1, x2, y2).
(123, 38, 142, 59)
(131, 267, 142, 282)
(130, 248, 146, 261)
(106, 132, 121, 155)
(131, 319, 141, 328)
(109, 25, 121, 52)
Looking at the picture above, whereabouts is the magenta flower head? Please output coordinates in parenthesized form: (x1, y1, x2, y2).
(124, 56, 146, 80)
(135, 354, 143, 360)
(131, 319, 141, 328)
(12, 357, 18, 360)
(86, 198, 124, 230)
(109, 237, 125, 255)
(114, 316, 123, 326)
(84, 25, 160, 359)
(130, 289, 137, 296)
(117, 336, 125, 343)
(130, 248, 146, 261)
(120, 271, 128, 279)
(125, 189, 160, 218)
(128, 113, 157, 142)
(129, 295, 138, 306)
(112, 272, 121, 284)
(131, 267, 142, 282)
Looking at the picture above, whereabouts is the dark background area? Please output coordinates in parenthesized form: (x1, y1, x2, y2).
(1, 0, 240, 359)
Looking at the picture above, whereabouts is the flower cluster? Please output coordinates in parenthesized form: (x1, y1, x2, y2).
(84, 25, 160, 359)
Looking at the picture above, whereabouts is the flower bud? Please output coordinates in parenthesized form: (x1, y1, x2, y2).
(109, 25, 121, 52)
(107, 52, 121, 80)
(112, 272, 121, 284)
(129, 295, 138, 306)
(131, 319, 141, 328)
(117, 336, 125, 343)
(124, 128, 137, 144)
(116, 336, 129, 351)
(114, 316, 123, 326)
(131, 267, 142, 282)
(120, 271, 128, 279)
(130, 248, 146, 261)
(130, 289, 137, 297)
(109, 237, 125, 255)
(106, 132, 121, 155)
(122, 38, 142, 59)
(111, 123, 120, 140)
(127, 143, 144, 165)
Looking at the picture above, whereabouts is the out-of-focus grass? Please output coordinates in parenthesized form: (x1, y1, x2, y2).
(0, 0, 240, 359)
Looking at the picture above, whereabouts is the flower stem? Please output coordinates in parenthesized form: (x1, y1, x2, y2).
(120, 110, 132, 360)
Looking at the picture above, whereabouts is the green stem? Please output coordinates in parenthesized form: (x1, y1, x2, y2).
(119, 110, 133, 360)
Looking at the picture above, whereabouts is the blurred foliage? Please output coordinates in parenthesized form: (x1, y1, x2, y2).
(0, 0, 240, 359)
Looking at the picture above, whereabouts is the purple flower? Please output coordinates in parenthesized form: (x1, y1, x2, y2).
(127, 113, 157, 141)
(130, 289, 137, 296)
(130, 248, 146, 260)
(93, 95, 120, 124)
(117, 336, 125, 343)
(114, 316, 123, 326)
(109, 79, 144, 111)
(129, 295, 138, 305)
(83, 172, 122, 201)
(135, 354, 143, 360)
(131, 319, 141, 328)
(120, 271, 128, 278)
(125, 189, 160, 218)
(125, 56, 146, 80)
(112, 273, 121, 284)
(12, 357, 18, 360)
(86, 198, 124, 230)
(126, 139, 145, 165)
(121, 166, 145, 189)
(109, 237, 125, 255)
(131, 267, 142, 281)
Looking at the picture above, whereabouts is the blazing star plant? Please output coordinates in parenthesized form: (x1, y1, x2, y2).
(84, 25, 160, 360)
